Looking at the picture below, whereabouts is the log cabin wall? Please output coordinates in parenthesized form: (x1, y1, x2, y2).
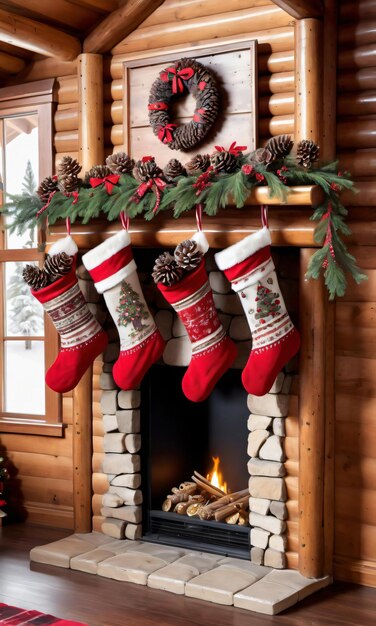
(333, 0, 376, 587)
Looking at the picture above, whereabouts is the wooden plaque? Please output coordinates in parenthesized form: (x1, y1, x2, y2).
(122, 41, 258, 167)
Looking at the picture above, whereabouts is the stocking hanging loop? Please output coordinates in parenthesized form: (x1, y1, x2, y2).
(120, 210, 130, 231)
(66, 216, 71, 235)
(261, 205, 269, 228)
(196, 203, 203, 232)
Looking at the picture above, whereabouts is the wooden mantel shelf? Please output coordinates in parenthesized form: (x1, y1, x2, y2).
(47, 185, 325, 250)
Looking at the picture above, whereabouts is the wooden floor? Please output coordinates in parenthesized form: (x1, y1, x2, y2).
(1, 524, 376, 626)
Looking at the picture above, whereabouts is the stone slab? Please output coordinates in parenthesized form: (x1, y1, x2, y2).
(99, 372, 116, 390)
(249, 497, 271, 516)
(268, 534, 287, 552)
(103, 433, 126, 453)
(209, 271, 231, 294)
(101, 518, 126, 539)
(185, 565, 263, 606)
(155, 310, 173, 341)
(248, 458, 285, 478)
(250, 547, 264, 566)
(213, 293, 243, 315)
(30, 533, 113, 568)
(108, 485, 142, 505)
(229, 316, 252, 341)
(101, 505, 142, 523)
(116, 409, 140, 434)
(250, 512, 286, 535)
(97, 546, 185, 585)
(125, 523, 142, 540)
(125, 434, 141, 453)
(117, 390, 141, 409)
(163, 336, 191, 366)
(100, 391, 118, 415)
(110, 473, 141, 489)
(234, 580, 299, 615)
(251, 527, 270, 549)
(148, 553, 221, 595)
(102, 453, 140, 475)
(248, 394, 290, 418)
(264, 569, 332, 600)
(270, 501, 287, 520)
(273, 417, 286, 437)
(247, 430, 269, 457)
(247, 414, 273, 431)
(259, 435, 285, 462)
(102, 493, 123, 508)
(172, 316, 187, 338)
(264, 548, 286, 569)
(103, 414, 118, 433)
(249, 476, 286, 502)
(268, 372, 285, 394)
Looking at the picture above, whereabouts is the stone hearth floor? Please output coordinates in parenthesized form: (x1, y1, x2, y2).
(30, 533, 331, 616)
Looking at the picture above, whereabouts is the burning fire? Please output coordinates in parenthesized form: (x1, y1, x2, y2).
(207, 456, 228, 494)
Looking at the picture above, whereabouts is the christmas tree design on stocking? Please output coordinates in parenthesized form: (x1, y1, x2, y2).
(31, 236, 108, 393)
(215, 215, 300, 396)
(83, 230, 165, 389)
(157, 233, 237, 402)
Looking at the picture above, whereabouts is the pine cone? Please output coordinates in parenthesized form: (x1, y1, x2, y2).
(22, 265, 49, 290)
(57, 156, 82, 179)
(134, 157, 163, 182)
(84, 164, 112, 185)
(37, 176, 59, 202)
(185, 154, 210, 176)
(265, 134, 294, 158)
(174, 239, 203, 270)
(58, 175, 82, 194)
(152, 252, 183, 286)
(106, 152, 135, 175)
(44, 252, 73, 280)
(163, 159, 187, 183)
(296, 139, 320, 168)
(251, 147, 276, 168)
(210, 150, 238, 173)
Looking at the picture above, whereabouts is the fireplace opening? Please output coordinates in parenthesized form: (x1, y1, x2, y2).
(140, 363, 251, 558)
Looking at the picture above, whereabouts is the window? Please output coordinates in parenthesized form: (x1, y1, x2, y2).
(0, 80, 61, 435)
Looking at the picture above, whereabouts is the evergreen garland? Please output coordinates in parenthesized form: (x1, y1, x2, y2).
(2, 140, 367, 299)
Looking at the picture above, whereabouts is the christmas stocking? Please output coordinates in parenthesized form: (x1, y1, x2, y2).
(156, 232, 237, 403)
(215, 215, 300, 396)
(31, 236, 108, 393)
(82, 230, 165, 389)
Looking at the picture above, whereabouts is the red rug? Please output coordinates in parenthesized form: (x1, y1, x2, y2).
(0, 604, 88, 626)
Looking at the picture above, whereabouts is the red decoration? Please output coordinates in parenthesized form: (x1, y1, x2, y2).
(158, 124, 177, 144)
(148, 102, 169, 111)
(193, 108, 206, 123)
(242, 164, 254, 176)
(90, 174, 120, 195)
(160, 66, 195, 94)
(214, 141, 247, 156)
(133, 177, 166, 214)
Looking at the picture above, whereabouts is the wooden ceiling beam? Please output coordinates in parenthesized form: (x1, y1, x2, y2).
(83, 0, 165, 54)
(271, 1, 324, 19)
(0, 50, 25, 73)
(0, 7, 81, 61)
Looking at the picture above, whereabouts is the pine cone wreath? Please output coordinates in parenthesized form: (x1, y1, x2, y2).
(152, 252, 183, 286)
(44, 252, 73, 281)
(163, 159, 187, 183)
(84, 164, 112, 185)
(185, 154, 210, 176)
(106, 152, 135, 175)
(296, 139, 320, 168)
(210, 149, 238, 173)
(22, 265, 49, 290)
(174, 239, 203, 270)
(37, 176, 59, 202)
(134, 157, 163, 182)
(265, 135, 294, 159)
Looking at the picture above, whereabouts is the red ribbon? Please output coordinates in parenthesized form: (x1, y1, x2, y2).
(158, 124, 177, 143)
(160, 66, 194, 94)
(90, 174, 120, 195)
(214, 141, 247, 155)
(148, 102, 169, 111)
(134, 177, 166, 214)
(36, 190, 57, 217)
(193, 108, 206, 123)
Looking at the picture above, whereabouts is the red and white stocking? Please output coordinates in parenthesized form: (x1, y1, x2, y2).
(215, 211, 300, 396)
(158, 233, 237, 402)
(33, 236, 108, 393)
(83, 230, 165, 389)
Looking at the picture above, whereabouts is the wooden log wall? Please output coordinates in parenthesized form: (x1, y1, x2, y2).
(334, 0, 376, 587)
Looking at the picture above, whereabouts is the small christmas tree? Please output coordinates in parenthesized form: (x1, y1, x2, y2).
(116, 280, 149, 331)
(254, 281, 281, 322)
(7, 262, 44, 348)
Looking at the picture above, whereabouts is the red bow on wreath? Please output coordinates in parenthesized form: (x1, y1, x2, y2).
(214, 141, 247, 156)
(133, 177, 166, 213)
(158, 124, 177, 143)
(193, 108, 206, 123)
(160, 66, 194, 94)
(90, 174, 120, 195)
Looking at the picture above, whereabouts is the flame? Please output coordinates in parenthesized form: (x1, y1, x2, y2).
(207, 456, 228, 493)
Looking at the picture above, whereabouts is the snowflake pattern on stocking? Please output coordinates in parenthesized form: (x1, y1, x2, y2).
(179, 290, 220, 342)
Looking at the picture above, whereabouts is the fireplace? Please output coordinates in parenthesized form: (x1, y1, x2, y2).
(90, 244, 300, 570)
(140, 364, 250, 558)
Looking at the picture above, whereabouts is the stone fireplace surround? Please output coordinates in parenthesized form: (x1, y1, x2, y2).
(30, 239, 331, 615)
